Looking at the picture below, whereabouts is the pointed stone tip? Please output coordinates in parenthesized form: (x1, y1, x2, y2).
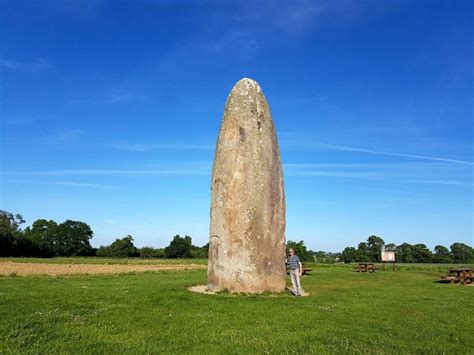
(232, 77, 262, 95)
(237, 77, 258, 84)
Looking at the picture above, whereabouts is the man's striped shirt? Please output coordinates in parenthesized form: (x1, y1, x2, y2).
(288, 255, 300, 270)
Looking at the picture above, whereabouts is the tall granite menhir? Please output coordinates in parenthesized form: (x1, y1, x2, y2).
(208, 78, 286, 293)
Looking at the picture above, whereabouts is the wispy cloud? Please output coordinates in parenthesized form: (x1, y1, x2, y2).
(286, 170, 471, 187)
(5, 161, 212, 177)
(399, 179, 472, 186)
(42, 0, 101, 21)
(0, 58, 54, 71)
(66, 91, 147, 106)
(7, 179, 125, 189)
(110, 141, 213, 152)
(32, 129, 85, 144)
(205, 30, 259, 56)
(283, 163, 415, 169)
(4, 128, 86, 146)
(6, 167, 210, 176)
(105, 93, 147, 104)
(282, 140, 473, 165)
(284, 160, 472, 187)
(234, 1, 326, 36)
(318, 142, 473, 165)
(191, 0, 333, 59)
(287, 170, 384, 179)
(264, 1, 325, 35)
(1, 116, 36, 127)
(55, 129, 85, 141)
(55, 169, 208, 175)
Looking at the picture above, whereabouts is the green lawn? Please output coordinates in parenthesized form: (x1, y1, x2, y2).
(0, 261, 473, 353)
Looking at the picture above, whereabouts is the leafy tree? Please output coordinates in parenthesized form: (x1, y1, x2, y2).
(341, 247, 357, 263)
(190, 243, 209, 258)
(355, 242, 371, 262)
(312, 251, 326, 263)
(396, 243, 414, 263)
(433, 245, 452, 263)
(286, 240, 312, 262)
(367, 235, 385, 262)
(0, 210, 29, 256)
(450, 243, 473, 263)
(411, 244, 433, 263)
(138, 247, 165, 258)
(0, 211, 25, 235)
(96, 245, 112, 257)
(24, 219, 58, 257)
(97, 235, 138, 257)
(329, 252, 342, 263)
(165, 235, 192, 258)
(311, 251, 340, 263)
(55, 220, 93, 256)
(385, 243, 397, 252)
(112, 235, 138, 257)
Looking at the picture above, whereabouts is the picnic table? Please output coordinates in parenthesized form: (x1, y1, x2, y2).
(301, 263, 312, 275)
(441, 268, 473, 285)
(355, 262, 379, 273)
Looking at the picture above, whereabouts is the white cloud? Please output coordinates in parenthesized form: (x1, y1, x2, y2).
(0, 58, 54, 71)
(7, 179, 126, 189)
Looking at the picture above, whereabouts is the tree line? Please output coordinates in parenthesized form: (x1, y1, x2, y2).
(340, 235, 473, 264)
(0, 210, 207, 258)
(1, 211, 472, 262)
(96, 235, 208, 258)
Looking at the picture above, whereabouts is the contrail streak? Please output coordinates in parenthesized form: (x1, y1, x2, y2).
(319, 143, 473, 165)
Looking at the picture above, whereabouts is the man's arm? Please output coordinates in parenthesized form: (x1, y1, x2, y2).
(299, 261, 303, 276)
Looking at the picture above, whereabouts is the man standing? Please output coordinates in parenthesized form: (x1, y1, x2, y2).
(287, 247, 303, 296)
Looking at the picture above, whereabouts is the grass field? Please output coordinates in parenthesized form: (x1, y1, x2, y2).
(0, 257, 208, 265)
(1, 259, 473, 353)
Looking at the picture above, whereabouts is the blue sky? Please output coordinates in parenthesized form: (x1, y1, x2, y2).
(0, 0, 472, 251)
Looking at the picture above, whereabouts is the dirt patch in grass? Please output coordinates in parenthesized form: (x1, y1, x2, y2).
(0, 261, 206, 276)
(188, 284, 309, 296)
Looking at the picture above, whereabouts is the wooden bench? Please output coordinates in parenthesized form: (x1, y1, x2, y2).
(439, 268, 473, 285)
(355, 263, 379, 273)
(302, 264, 312, 275)
(439, 275, 458, 283)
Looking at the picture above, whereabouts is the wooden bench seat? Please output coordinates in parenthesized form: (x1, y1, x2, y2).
(439, 269, 473, 285)
(355, 263, 379, 272)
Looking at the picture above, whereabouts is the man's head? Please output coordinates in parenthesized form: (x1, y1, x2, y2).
(289, 248, 295, 255)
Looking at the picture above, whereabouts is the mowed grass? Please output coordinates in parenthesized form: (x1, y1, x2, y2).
(0, 261, 473, 353)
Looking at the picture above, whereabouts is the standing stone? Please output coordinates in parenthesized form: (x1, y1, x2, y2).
(207, 78, 286, 293)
